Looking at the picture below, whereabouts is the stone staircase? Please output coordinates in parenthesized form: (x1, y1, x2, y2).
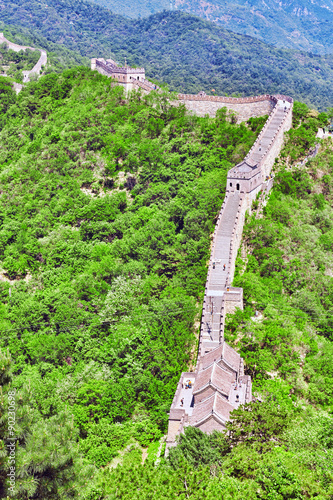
(200, 192, 242, 348)
(132, 78, 160, 92)
(211, 193, 240, 279)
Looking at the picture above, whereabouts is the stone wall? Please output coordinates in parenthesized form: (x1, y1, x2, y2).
(176, 94, 276, 122)
(224, 288, 244, 316)
(183, 96, 293, 398)
(225, 103, 293, 287)
(0, 33, 32, 52)
(261, 107, 293, 178)
(0, 34, 47, 84)
(143, 86, 294, 450)
(227, 198, 246, 286)
(93, 59, 146, 92)
(166, 370, 194, 448)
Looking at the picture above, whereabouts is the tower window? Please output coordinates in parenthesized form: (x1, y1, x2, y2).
(236, 183, 240, 191)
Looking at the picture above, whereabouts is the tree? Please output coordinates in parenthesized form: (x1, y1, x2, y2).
(0, 349, 94, 498)
(0, 348, 12, 497)
(168, 426, 230, 469)
(226, 394, 296, 451)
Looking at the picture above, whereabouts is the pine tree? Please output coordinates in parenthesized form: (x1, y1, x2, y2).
(0, 348, 95, 499)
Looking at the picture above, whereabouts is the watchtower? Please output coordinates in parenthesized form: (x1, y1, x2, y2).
(91, 58, 145, 92)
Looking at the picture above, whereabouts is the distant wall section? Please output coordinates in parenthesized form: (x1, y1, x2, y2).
(0, 33, 47, 85)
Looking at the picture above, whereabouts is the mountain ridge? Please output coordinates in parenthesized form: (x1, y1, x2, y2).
(1, 1, 333, 109)
(87, 0, 333, 54)
(1, 65, 333, 499)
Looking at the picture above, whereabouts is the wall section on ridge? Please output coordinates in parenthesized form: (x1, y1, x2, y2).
(95, 67, 295, 449)
(176, 94, 276, 122)
(0, 33, 47, 85)
(260, 107, 293, 179)
(166, 94, 293, 452)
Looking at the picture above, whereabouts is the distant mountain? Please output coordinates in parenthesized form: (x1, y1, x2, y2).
(87, 0, 169, 18)
(1, 0, 333, 108)
(88, 0, 333, 54)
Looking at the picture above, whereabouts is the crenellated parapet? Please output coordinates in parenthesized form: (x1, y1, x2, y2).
(227, 97, 293, 207)
(176, 93, 276, 122)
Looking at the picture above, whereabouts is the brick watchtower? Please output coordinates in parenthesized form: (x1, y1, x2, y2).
(91, 58, 145, 92)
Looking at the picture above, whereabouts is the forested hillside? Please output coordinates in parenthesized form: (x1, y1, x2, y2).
(77, 101, 333, 500)
(0, 68, 266, 498)
(0, 66, 332, 498)
(172, 0, 333, 54)
(2, 0, 333, 108)
(88, 0, 333, 55)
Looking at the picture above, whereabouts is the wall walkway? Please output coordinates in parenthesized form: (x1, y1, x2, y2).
(90, 60, 294, 448)
(166, 92, 293, 451)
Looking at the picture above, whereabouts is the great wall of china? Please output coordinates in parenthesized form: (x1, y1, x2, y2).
(3, 50, 293, 447)
(91, 58, 294, 449)
(0, 33, 47, 92)
(166, 94, 292, 449)
(0, 43, 296, 447)
(0, 31, 298, 452)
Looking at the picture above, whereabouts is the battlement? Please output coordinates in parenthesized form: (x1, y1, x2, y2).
(177, 92, 274, 104)
(90, 56, 293, 450)
(176, 92, 276, 122)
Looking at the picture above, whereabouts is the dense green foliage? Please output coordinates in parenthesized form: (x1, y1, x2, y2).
(80, 101, 333, 500)
(88, 0, 168, 19)
(0, 68, 263, 496)
(2, 0, 333, 108)
(1, 64, 333, 497)
(0, 75, 16, 114)
(89, 0, 333, 55)
(82, 396, 333, 499)
(0, 348, 94, 498)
